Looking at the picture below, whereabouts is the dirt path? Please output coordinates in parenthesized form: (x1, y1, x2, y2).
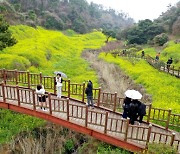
(82, 50, 152, 103)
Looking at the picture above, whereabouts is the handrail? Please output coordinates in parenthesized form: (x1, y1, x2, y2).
(0, 83, 179, 152)
(0, 68, 179, 131)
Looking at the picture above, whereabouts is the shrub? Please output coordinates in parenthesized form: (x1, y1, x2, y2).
(153, 33, 168, 46)
(147, 143, 177, 154)
(64, 139, 75, 153)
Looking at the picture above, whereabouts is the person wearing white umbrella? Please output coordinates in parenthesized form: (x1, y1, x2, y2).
(56, 73, 64, 98)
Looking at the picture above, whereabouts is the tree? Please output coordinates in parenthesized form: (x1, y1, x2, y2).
(0, 15, 16, 51)
(102, 29, 116, 43)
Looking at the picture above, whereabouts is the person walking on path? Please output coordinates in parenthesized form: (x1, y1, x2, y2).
(155, 52, 160, 61)
(85, 81, 94, 108)
(56, 73, 63, 98)
(36, 84, 47, 111)
(141, 50, 145, 58)
(166, 57, 173, 70)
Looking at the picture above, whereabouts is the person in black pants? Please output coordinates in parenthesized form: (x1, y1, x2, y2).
(132, 99, 146, 124)
(122, 97, 131, 119)
(85, 81, 94, 109)
(166, 57, 173, 70)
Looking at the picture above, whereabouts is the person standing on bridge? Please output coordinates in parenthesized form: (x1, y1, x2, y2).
(36, 84, 47, 111)
(85, 81, 94, 109)
(56, 73, 63, 98)
(122, 97, 131, 119)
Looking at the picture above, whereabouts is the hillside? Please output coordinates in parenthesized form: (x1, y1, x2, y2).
(0, 25, 106, 144)
(1, 25, 106, 84)
(0, 0, 134, 34)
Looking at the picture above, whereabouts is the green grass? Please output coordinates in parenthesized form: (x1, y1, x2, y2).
(99, 53, 180, 114)
(0, 25, 106, 144)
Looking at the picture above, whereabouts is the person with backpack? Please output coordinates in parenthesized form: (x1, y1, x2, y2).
(85, 81, 94, 109)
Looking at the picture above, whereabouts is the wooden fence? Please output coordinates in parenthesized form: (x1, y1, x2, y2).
(0, 69, 179, 131)
(0, 83, 179, 151)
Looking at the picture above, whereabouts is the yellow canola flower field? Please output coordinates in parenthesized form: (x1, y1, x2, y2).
(99, 53, 180, 114)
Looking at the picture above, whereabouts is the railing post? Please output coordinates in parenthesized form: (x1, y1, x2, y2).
(147, 103, 152, 123)
(16, 86, 20, 106)
(15, 69, 18, 85)
(27, 71, 30, 88)
(113, 92, 117, 112)
(82, 82, 85, 103)
(146, 124, 152, 147)
(164, 64, 166, 71)
(170, 132, 175, 146)
(67, 98, 69, 121)
(104, 112, 108, 134)
(166, 108, 172, 130)
(48, 93, 52, 115)
(68, 79, 70, 98)
(53, 77, 56, 95)
(124, 118, 130, 141)
(3, 68, 6, 84)
(85, 105, 88, 127)
(39, 72, 42, 85)
(97, 87, 101, 107)
(2, 83, 6, 103)
(172, 66, 174, 75)
(32, 89, 36, 111)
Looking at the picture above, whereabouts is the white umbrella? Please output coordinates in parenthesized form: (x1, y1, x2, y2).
(124, 89, 142, 100)
(54, 71, 67, 78)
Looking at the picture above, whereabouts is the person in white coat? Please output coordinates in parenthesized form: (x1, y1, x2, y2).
(36, 84, 46, 110)
(56, 73, 63, 98)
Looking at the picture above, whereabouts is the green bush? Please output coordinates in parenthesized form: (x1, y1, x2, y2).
(147, 143, 177, 154)
(64, 139, 75, 153)
(154, 33, 169, 46)
(97, 143, 130, 154)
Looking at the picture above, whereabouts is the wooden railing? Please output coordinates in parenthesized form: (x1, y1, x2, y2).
(146, 55, 180, 78)
(0, 69, 179, 131)
(110, 52, 180, 78)
(0, 83, 180, 151)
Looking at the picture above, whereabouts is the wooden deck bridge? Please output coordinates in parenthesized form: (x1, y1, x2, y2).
(0, 69, 179, 153)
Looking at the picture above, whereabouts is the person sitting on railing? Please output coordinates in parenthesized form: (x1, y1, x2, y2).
(36, 84, 47, 111)
(166, 57, 173, 70)
(85, 81, 94, 109)
(122, 97, 131, 119)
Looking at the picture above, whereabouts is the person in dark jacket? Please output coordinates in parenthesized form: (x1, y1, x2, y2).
(132, 100, 146, 124)
(141, 50, 145, 58)
(166, 57, 173, 70)
(85, 81, 94, 108)
(128, 100, 139, 125)
(122, 97, 131, 119)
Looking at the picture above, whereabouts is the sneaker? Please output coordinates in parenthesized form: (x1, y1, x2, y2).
(43, 108, 47, 111)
